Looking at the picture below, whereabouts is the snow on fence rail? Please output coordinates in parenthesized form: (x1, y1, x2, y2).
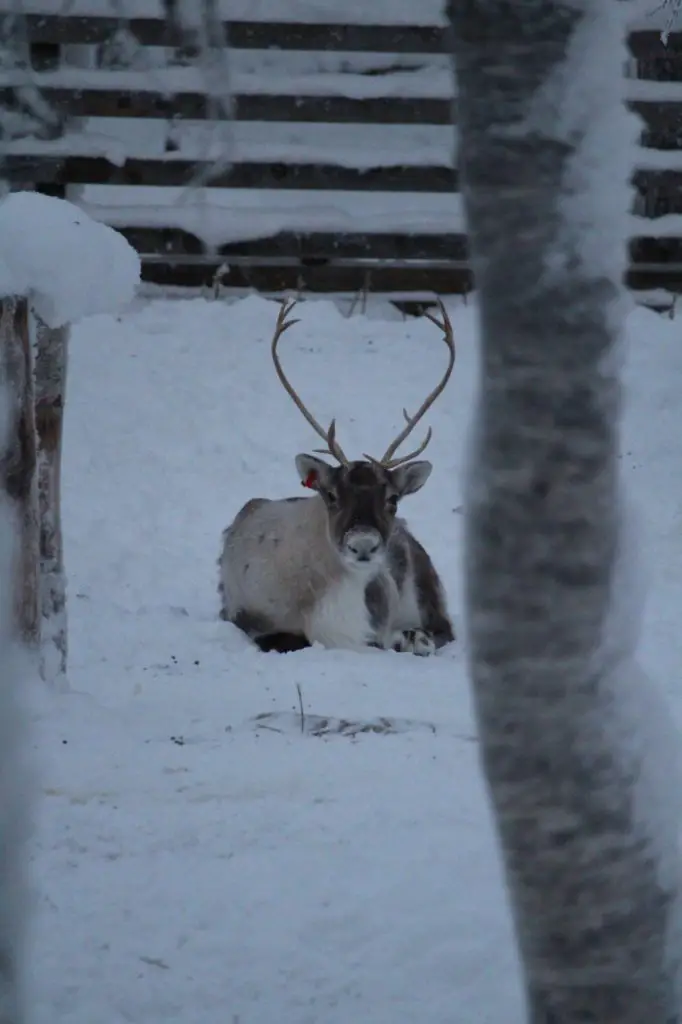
(3, 6, 682, 305)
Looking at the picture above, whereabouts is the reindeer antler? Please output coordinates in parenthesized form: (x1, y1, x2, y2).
(364, 299, 456, 470)
(271, 299, 349, 466)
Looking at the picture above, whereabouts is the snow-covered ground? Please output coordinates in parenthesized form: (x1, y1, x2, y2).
(22, 292, 682, 1022)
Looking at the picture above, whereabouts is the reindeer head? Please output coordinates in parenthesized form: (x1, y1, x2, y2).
(294, 456, 431, 568)
(270, 298, 455, 570)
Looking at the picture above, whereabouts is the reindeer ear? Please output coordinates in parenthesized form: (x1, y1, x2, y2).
(295, 454, 336, 492)
(390, 460, 433, 497)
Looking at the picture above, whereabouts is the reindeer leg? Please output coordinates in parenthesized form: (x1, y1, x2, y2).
(392, 629, 437, 657)
(230, 609, 310, 654)
(254, 632, 311, 654)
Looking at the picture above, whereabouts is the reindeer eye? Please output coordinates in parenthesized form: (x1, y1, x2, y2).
(323, 489, 338, 506)
(386, 494, 399, 512)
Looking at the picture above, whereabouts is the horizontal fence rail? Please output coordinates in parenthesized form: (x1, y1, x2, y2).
(1, 88, 455, 126)
(19, 15, 450, 53)
(2, 157, 458, 192)
(16, 15, 682, 59)
(3, 84, 682, 137)
(1, 6, 682, 307)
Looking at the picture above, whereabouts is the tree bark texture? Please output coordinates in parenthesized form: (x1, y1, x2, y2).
(33, 313, 68, 688)
(0, 298, 39, 648)
(0, 383, 30, 1024)
(450, 1, 682, 1020)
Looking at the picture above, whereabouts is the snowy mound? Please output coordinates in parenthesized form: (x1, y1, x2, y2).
(0, 191, 140, 326)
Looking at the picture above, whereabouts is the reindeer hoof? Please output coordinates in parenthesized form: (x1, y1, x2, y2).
(394, 629, 436, 657)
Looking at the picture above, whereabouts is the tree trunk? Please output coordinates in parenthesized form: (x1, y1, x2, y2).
(0, 378, 31, 1024)
(0, 298, 39, 649)
(161, 0, 233, 185)
(33, 313, 68, 688)
(450, 1, 682, 1020)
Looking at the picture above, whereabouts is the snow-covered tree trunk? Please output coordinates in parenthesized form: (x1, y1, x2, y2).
(161, 0, 233, 185)
(0, 379, 32, 1024)
(33, 314, 68, 688)
(450, 1, 682, 1019)
(0, 298, 39, 649)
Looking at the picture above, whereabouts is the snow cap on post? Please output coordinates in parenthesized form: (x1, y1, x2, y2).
(0, 192, 141, 326)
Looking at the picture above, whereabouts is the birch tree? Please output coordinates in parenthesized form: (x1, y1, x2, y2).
(161, 0, 233, 187)
(450, 1, 682, 1019)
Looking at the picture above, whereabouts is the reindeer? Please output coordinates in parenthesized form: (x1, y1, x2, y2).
(218, 299, 456, 656)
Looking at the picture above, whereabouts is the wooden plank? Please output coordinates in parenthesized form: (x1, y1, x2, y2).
(117, 227, 470, 261)
(16, 17, 674, 59)
(627, 266, 682, 290)
(629, 31, 682, 58)
(114, 227, 682, 267)
(630, 236, 682, 262)
(631, 100, 682, 149)
(633, 57, 682, 82)
(633, 169, 682, 215)
(0, 87, 452, 126)
(18, 14, 448, 53)
(55, 148, 651, 195)
(7, 85, 682, 131)
(28, 41, 60, 71)
(13, 17, 682, 64)
(142, 254, 471, 273)
(5, 156, 456, 191)
(137, 258, 682, 295)
(140, 260, 474, 293)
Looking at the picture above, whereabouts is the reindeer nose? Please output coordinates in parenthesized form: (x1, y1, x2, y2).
(346, 531, 382, 561)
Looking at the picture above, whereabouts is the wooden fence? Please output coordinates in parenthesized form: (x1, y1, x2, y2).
(2, 7, 682, 308)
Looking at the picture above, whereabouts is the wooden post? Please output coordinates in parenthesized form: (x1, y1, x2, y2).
(0, 298, 39, 649)
(33, 313, 69, 687)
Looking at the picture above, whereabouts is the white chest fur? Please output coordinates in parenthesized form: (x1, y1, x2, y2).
(304, 571, 376, 651)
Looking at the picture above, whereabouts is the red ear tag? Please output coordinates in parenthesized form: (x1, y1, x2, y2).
(302, 471, 317, 490)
